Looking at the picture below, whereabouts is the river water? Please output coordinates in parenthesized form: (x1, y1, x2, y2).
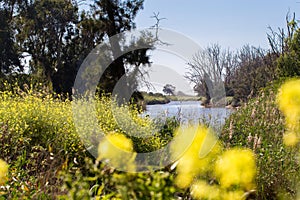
(143, 101, 233, 129)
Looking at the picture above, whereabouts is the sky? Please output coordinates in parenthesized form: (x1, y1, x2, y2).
(136, 0, 300, 49)
(133, 1, 300, 94)
(79, 1, 300, 95)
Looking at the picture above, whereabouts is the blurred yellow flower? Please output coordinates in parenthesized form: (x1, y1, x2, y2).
(106, 132, 134, 152)
(277, 79, 300, 146)
(222, 191, 245, 200)
(191, 180, 220, 199)
(283, 131, 299, 146)
(171, 125, 222, 188)
(215, 148, 256, 189)
(277, 79, 300, 118)
(0, 159, 8, 185)
(175, 173, 193, 189)
(97, 133, 136, 172)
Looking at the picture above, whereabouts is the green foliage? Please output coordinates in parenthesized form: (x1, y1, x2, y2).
(141, 92, 170, 105)
(0, 8, 21, 75)
(221, 79, 300, 199)
(0, 0, 152, 96)
(277, 27, 300, 77)
(60, 158, 178, 200)
(16, 0, 79, 88)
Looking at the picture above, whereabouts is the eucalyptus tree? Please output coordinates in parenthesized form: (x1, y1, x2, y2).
(0, 0, 25, 76)
(16, 0, 79, 89)
(91, 0, 153, 94)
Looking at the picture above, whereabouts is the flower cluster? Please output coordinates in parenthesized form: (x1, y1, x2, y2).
(171, 126, 257, 200)
(277, 79, 300, 146)
(97, 133, 136, 172)
(0, 159, 8, 185)
(171, 126, 222, 188)
(214, 148, 256, 190)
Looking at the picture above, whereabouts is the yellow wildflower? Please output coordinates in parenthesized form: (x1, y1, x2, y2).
(283, 131, 299, 146)
(0, 159, 8, 185)
(191, 180, 220, 200)
(175, 173, 193, 189)
(97, 133, 136, 172)
(277, 79, 300, 146)
(222, 191, 245, 200)
(277, 79, 300, 118)
(215, 148, 256, 189)
(171, 125, 222, 188)
(106, 132, 134, 152)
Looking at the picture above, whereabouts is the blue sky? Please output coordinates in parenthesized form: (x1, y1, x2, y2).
(134, 1, 300, 94)
(80, 1, 300, 94)
(136, 0, 299, 49)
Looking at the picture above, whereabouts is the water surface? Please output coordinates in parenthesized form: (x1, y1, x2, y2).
(143, 101, 233, 129)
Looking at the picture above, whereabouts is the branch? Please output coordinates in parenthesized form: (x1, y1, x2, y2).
(150, 12, 169, 46)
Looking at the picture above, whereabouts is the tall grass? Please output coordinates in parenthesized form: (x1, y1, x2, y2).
(221, 79, 300, 199)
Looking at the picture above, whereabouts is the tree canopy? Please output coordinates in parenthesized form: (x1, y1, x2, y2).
(0, 0, 154, 96)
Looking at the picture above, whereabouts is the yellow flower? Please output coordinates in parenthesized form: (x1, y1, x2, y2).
(215, 148, 256, 189)
(277, 79, 300, 118)
(283, 131, 299, 146)
(191, 180, 220, 200)
(97, 133, 136, 172)
(277, 79, 300, 146)
(171, 126, 222, 188)
(175, 173, 193, 189)
(222, 191, 245, 200)
(0, 159, 8, 185)
(106, 132, 134, 152)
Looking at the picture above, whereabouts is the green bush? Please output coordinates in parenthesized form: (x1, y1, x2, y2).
(276, 24, 300, 78)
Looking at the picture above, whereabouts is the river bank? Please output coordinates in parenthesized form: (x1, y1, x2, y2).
(141, 92, 201, 105)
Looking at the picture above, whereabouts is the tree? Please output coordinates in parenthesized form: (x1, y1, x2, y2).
(0, 0, 154, 96)
(163, 84, 175, 95)
(276, 15, 300, 78)
(16, 0, 79, 91)
(0, 1, 22, 76)
(185, 44, 234, 105)
(91, 0, 153, 94)
(224, 44, 277, 102)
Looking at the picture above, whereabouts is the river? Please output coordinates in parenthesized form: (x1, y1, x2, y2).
(142, 101, 233, 129)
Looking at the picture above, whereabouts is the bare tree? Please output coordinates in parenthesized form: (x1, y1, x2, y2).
(228, 45, 277, 101)
(185, 44, 235, 106)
